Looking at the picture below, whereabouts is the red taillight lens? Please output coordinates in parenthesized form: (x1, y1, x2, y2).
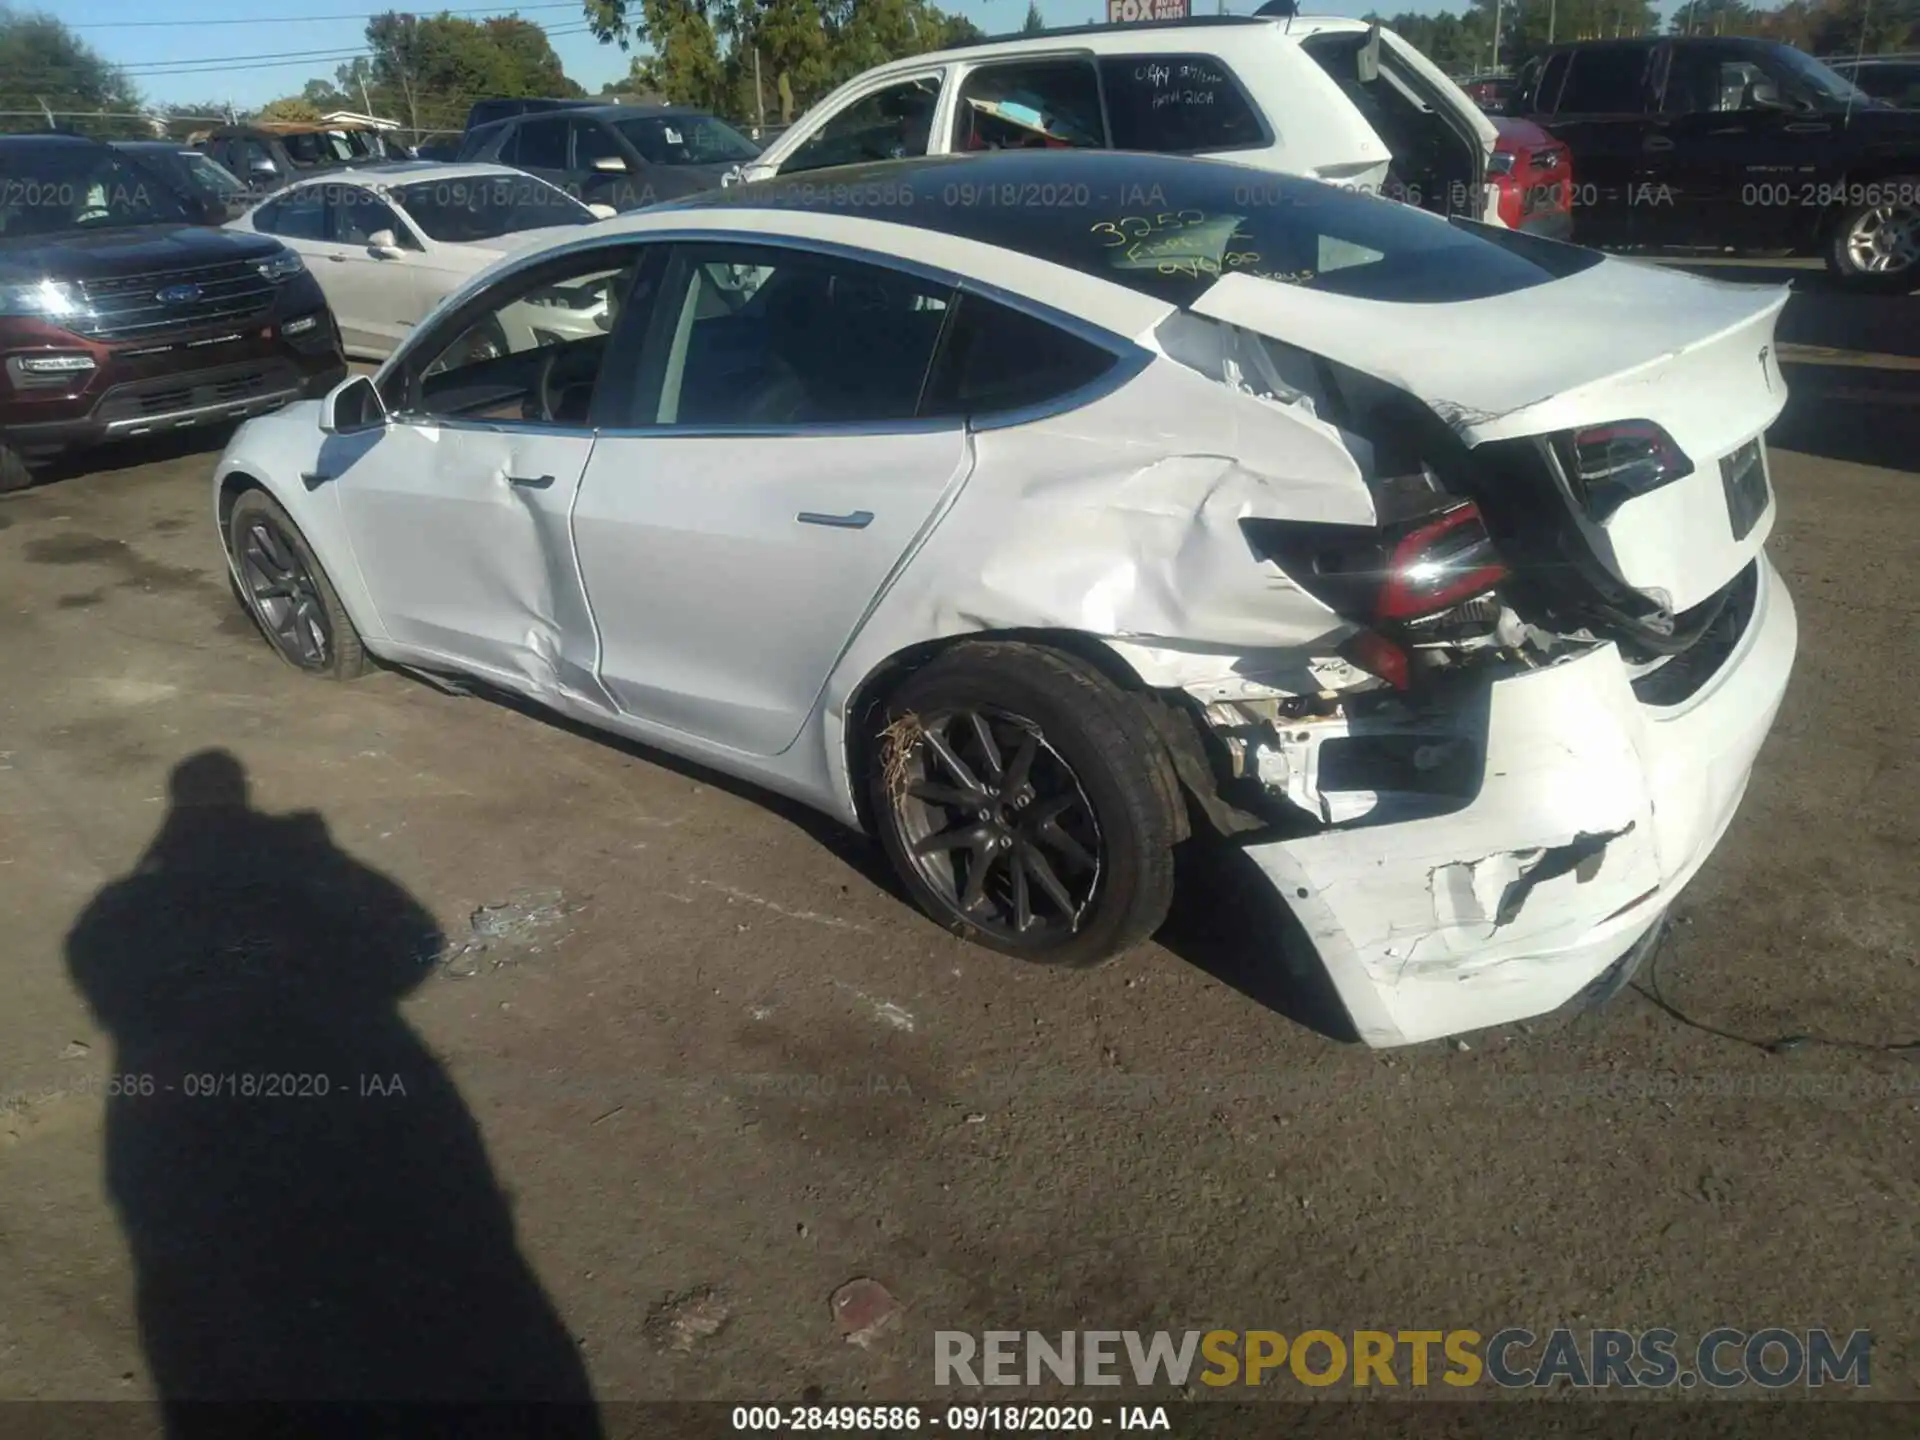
(1375, 502, 1510, 621)
(1555, 420, 1693, 521)
(1341, 629, 1410, 690)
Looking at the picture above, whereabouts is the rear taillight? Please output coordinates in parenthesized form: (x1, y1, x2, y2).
(1245, 499, 1510, 692)
(1551, 420, 1693, 522)
(1375, 502, 1510, 621)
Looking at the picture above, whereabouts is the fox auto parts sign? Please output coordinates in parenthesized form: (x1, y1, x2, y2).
(1108, 0, 1190, 20)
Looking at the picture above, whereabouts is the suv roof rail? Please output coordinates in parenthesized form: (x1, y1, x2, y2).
(950, 14, 1274, 49)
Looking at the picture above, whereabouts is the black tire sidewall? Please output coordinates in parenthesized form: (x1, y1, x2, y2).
(227, 489, 365, 680)
(0, 443, 33, 495)
(869, 644, 1177, 968)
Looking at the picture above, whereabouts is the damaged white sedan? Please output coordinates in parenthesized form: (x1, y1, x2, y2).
(210, 149, 1796, 1048)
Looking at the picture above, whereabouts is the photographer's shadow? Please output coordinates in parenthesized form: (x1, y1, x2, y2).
(65, 750, 599, 1431)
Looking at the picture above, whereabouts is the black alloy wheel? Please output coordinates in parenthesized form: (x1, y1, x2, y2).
(226, 488, 366, 681)
(239, 515, 332, 669)
(868, 641, 1180, 968)
(893, 706, 1104, 944)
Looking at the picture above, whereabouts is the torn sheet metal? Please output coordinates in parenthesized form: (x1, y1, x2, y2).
(1240, 557, 1797, 1047)
(838, 353, 1377, 670)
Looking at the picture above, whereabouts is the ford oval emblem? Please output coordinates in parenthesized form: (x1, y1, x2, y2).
(156, 283, 202, 304)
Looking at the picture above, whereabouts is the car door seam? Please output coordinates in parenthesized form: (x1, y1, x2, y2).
(567, 430, 617, 712)
(778, 427, 980, 760)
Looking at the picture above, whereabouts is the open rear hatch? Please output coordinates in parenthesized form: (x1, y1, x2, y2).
(1191, 253, 1790, 619)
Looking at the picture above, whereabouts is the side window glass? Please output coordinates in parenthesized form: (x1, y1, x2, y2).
(920, 294, 1117, 419)
(514, 118, 571, 169)
(1097, 56, 1265, 153)
(641, 244, 951, 427)
(409, 251, 647, 427)
(1535, 52, 1571, 114)
(250, 193, 284, 234)
(781, 76, 942, 174)
(571, 120, 622, 168)
(953, 60, 1106, 152)
(331, 187, 419, 248)
(1717, 60, 1772, 112)
(1556, 48, 1654, 115)
(265, 186, 328, 240)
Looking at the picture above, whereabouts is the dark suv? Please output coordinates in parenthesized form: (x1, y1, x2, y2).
(463, 97, 601, 133)
(1512, 36, 1920, 287)
(0, 135, 346, 492)
(457, 104, 761, 211)
(193, 122, 396, 197)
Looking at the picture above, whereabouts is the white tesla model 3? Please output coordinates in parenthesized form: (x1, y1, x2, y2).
(209, 149, 1797, 1048)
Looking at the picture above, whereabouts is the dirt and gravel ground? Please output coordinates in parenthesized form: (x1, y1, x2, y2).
(1, 270, 1915, 1410)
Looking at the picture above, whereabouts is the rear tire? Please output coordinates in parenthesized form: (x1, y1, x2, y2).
(1824, 177, 1920, 292)
(226, 488, 367, 681)
(0, 442, 34, 495)
(868, 641, 1179, 968)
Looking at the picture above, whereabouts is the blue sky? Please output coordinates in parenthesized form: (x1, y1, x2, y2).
(66, 0, 1496, 110)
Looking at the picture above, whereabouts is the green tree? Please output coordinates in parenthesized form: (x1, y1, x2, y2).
(1022, 1, 1046, 33)
(0, 9, 148, 138)
(362, 10, 580, 138)
(159, 99, 232, 139)
(582, 0, 978, 124)
(255, 96, 323, 122)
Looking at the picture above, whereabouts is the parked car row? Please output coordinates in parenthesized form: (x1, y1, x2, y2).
(1464, 35, 1920, 287)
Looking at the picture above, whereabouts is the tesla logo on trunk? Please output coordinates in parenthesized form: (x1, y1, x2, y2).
(156, 283, 202, 304)
(1758, 346, 1773, 391)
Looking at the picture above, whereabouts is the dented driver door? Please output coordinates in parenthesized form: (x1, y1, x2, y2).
(332, 417, 612, 708)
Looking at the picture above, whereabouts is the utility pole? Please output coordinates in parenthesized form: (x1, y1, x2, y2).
(1491, 0, 1503, 73)
(35, 95, 54, 130)
(358, 70, 375, 123)
(753, 48, 764, 133)
(1548, 0, 1556, 44)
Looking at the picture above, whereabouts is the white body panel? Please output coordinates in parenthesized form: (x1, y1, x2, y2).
(574, 427, 975, 755)
(740, 19, 1501, 224)
(213, 189, 1795, 1048)
(226, 162, 599, 360)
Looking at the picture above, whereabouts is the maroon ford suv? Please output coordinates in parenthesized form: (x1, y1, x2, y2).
(0, 133, 346, 492)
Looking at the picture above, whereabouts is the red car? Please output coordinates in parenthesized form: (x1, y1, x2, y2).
(1489, 116, 1574, 241)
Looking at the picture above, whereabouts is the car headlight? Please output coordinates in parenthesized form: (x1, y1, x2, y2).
(256, 248, 305, 282)
(0, 279, 84, 318)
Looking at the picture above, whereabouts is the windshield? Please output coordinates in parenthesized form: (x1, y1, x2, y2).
(613, 114, 760, 165)
(397, 174, 593, 242)
(1766, 44, 1874, 105)
(181, 152, 245, 199)
(0, 145, 195, 237)
(281, 129, 381, 167)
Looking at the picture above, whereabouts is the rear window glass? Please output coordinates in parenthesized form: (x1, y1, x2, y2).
(1097, 56, 1266, 152)
(728, 154, 1602, 307)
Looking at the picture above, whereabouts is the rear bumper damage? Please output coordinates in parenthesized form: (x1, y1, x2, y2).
(1238, 554, 1797, 1048)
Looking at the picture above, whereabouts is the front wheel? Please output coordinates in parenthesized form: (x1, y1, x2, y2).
(1825, 178, 1920, 291)
(227, 488, 367, 681)
(868, 642, 1180, 968)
